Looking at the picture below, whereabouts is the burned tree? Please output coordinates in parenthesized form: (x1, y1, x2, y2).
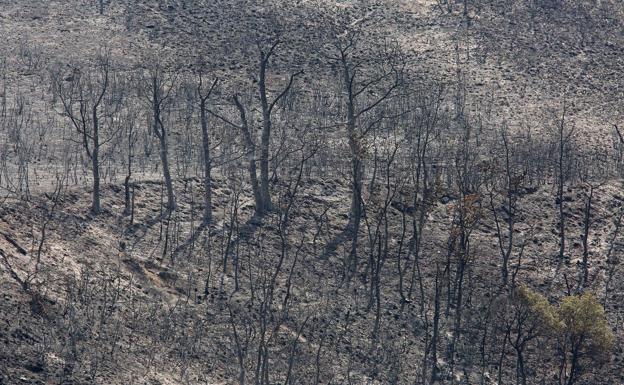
(196, 73, 218, 224)
(324, 17, 403, 274)
(53, 48, 121, 214)
(553, 103, 575, 261)
(140, 58, 177, 212)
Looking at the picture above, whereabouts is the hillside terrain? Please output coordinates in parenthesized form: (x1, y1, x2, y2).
(1, 1, 624, 385)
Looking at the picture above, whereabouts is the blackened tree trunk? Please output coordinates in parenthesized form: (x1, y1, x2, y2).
(232, 95, 263, 216)
(331, 34, 401, 277)
(258, 50, 273, 214)
(146, 67, 176, 212)
(198, 75, 218, 224)
(556, 104, 572, 260)
(123, 114, 136, 216)
(256, 41, 302, 216)
(91, 108, 101, 214)
(55, 49, 115, 215)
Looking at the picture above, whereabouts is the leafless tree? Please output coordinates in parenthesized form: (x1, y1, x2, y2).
(553, 103, 574, 261)
(196, 73, 218, 224)
(140, 58, 177, 212)
(325, 22, 403, 275)
(53, 48, 121, 214)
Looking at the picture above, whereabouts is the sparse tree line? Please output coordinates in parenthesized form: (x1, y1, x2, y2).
(0, 1, 621, 384)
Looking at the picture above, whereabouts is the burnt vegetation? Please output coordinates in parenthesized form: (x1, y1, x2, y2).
(0, 0, 623, 384)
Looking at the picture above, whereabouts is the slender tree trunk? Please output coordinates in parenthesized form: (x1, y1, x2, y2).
(566, 343, 581, 385)
(580, 184, 594, 288)
(448, 256, 466, 381)
(431, 263, 441, 383)
(342, 54, 362, 276)
(91, 108, 101, 214)
(516, 349, 526, 385)
(151, 73, 175, 212)
(253, 44, 300, 215)
(233, 96, 263, 216)
(159, 133, 175, 212)
(258, 54, 272, 213)
(200, 97, 212, 224)
(557, 106, 569, 260)
(124, 142, 132, 216)
(557, 145, 565, 260)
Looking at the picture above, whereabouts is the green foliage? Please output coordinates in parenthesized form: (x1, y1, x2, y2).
(514, 287, 614, 384)
(516, 288, 613, 353)
(558, 293, 615, 360)
(515, 285, 563, 333)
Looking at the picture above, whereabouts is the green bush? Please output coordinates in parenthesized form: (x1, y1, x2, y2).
(514, 288, 614, 385)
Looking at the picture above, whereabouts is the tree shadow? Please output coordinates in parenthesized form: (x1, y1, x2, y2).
(319, 221, 353, 261)
(171, 213, 265, 262)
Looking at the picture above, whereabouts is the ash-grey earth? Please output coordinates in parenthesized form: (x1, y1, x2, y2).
(1, 1, 623, 384)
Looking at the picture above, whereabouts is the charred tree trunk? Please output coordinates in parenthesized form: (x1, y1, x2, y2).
(149, 71, 176, 212)
(91, 106, 101, 214)
(258, 51, 273, 214)
(232, 95, 263, 216)
(198, 76, 218, 224)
